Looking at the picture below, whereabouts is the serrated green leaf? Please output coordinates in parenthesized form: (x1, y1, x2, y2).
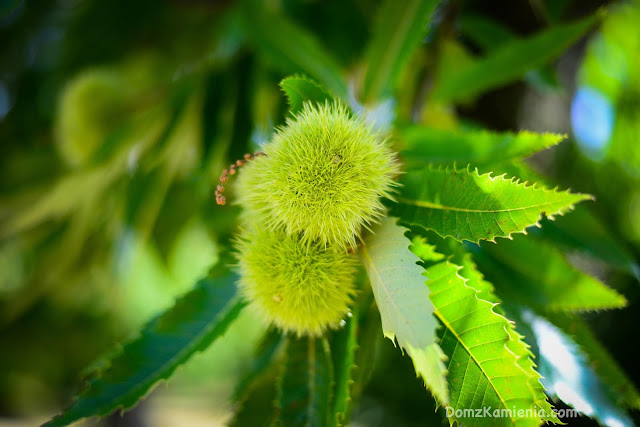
(545, 312, 640, 410)
(280, 76, 334, 115)
(44, 273, 245, 427)
(409, 234, 446, 263)
(458, 255, 558, 423)
(412, 235, 559, 424)
(393, 166, 592, 243)
(276, 336, 334, 427)
(409, 230, 498, 303)
(426, 260, 557, 426)
(361, 0, 439, 102)
(476, 234, 627, 312)
(329, 311, 358, 427)
(232, 328, 284, 402)
(241, 0, 347, 101)
(400, 127, 565, 168)
(360, 217, 448, 405)
(476, 159, 548, 184)
(432, 13, 599, 102)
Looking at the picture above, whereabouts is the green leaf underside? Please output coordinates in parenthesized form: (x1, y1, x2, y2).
(477, 235, 627, 312)
(241, 0, 348, 100)
(426, 260, 557, 426)
(432, 13, 599, 102)
(362, 0, 439, 102)
(393, 166, 591, 243)
(330, 312, 358, 427)
(361, 217, 448, 404)
(545, 313, 640, 410)
(276, 336, 334, 427)
(400, 127, 565, 167)
(280, 76, 334, 115)
(44, 274, 245, 427)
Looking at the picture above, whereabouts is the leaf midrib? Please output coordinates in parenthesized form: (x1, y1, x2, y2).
(430, 267, 518, 423)
(397, 196, 563, 213)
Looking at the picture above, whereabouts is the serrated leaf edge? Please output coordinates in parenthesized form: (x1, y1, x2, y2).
(433, 258, 558, 424)
(44, 293, 245, 427)
(396, 163, 593, 244)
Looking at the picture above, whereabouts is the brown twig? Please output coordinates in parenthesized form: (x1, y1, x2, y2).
(215, 151, 266, 205)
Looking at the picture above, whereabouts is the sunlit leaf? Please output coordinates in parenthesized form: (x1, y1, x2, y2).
(413, 243, 557, 425)
(425, 260, 558, 426)
(458, 255, 558, 423)
(360, 217, 448, 405)
(392, 166, 591, 243)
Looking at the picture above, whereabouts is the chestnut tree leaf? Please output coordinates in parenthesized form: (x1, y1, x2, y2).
(360, 217, 448, 405)
(280, 75, 334, 114)
(425, 259, 559, 426)
(44, 272, 245, 427)
(393, 166, 592, 243)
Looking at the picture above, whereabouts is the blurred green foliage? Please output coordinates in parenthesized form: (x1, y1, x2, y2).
(1, 0, 639, 426)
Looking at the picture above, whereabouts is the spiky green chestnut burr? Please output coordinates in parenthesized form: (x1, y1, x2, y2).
(236, 102, 399, 248)
(235, 227, 357, 336)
